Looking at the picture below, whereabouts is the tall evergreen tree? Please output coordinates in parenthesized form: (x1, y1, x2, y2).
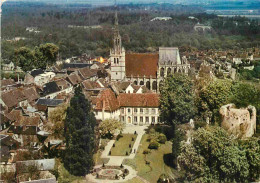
(63, 86, 96, 176)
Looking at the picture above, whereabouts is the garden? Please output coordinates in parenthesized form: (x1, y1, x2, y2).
(110, 134, 137, 156)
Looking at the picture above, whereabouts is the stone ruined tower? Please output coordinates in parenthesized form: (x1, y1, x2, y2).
(110, 8, 126, 81)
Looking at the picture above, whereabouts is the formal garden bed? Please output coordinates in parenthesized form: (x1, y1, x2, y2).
(109, 134, 137, 156)
(93, 164, 129, 180)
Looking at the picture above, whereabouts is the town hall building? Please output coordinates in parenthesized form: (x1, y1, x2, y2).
(110, 11, 190, 92)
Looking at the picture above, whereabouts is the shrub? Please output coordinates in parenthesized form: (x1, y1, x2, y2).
(143, 149, 151, 154)
(157, 174, 170, 183)
(148, 140, 159, 149)
(132, 137, 134, 141)
(129, 144, 131, 148)
(113, 143, 115, 147)
(158, 134, 167, 144)
(194, 121, 207, 129)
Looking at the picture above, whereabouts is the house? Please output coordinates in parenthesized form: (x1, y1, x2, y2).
(0, 135, 19, 162)
(34, 72, 55, 86)
(24, 69, 55, 86)
(0, 86, 40, 110)
(94, 88, 160, 125)
(2, 61, 15, 71)
(66, 72, 82, 86)
(125, 84, 150, 94)
(0, 113, 13, 131)
(151, 17, 172, 21)
(78, 67, 98, 81)
(7, 114, 43, 147)
(41, 82, 60, 98)
(36, 98, 64, 117)
(94, 89, 120, 121)
(41, 81, 73, 99)
(118, 93, 160, 125)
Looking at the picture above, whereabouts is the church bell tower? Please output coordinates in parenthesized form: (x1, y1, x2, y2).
(110, 8, 125, 81)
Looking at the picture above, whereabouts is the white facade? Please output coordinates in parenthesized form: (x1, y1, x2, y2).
(120, 107, 159, 125)
(95, 109, 120, 121)
(34, 72, 55, 86)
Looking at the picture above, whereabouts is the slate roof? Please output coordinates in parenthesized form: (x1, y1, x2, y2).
(118, 93, 159, 107)
(36, 99, 63, 107)
(159, 47, 181, 65)
(30, 69, 44, 77)
(125, 53, 158, 78)
(42, 82, 60, 95)
(63, 63, 92, 69)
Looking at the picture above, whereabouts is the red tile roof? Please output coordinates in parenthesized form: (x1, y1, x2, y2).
(125, 53, 158, 78)
(95, 89, 119, 112)
(118, 93, 159, 107)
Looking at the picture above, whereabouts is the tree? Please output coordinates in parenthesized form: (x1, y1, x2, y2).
(178, 143, 209, 182)
(196, 79, 232, 123)
(231, 82, 260, 133)
(178, 126, 258, 182)
(63, 86, 96, 176)
(13, 47, 35, 72)
(34, 43, 59, 69)
(98, 118, 124, 138)
(239, 138, 260, 181)
(48, 104, 68, 139)
(172, 128, 186, 167)
(160, 73, 196, 127)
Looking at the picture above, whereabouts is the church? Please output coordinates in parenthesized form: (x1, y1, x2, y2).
(110, 11, 190, 92)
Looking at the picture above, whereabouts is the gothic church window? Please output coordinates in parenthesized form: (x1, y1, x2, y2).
(160, 68, 164, 77)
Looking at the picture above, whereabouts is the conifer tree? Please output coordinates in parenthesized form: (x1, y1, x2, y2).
(63, 86, 96, 176)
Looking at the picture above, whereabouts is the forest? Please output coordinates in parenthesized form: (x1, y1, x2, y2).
(1, 1, 260, 62)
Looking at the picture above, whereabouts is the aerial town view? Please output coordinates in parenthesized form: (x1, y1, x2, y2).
(0, 0, 259, 182)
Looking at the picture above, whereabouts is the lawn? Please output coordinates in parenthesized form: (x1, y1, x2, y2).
(123, 134, 179, 183)
(110, 134, 137, 156)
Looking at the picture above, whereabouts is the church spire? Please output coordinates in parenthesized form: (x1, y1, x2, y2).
(112, 0, 122, 54)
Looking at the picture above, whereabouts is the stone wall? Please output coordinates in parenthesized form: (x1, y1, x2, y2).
(219, 104, 256, 139)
